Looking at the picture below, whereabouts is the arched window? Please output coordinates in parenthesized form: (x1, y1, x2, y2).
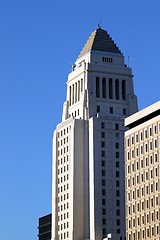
(102, 78, 106, 98)
(115, 79, 119, 100)
(122, 80, 126, 100)
(96, 77, 100, 98)
(109, 78, 113, 99)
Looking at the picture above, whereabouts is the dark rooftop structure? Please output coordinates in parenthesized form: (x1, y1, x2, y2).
(38, 213, 51, 240)
(78, 26, 121, 58)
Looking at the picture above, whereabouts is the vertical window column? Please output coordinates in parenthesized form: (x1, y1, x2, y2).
(72, 84, 74, 104)
(122, 80, 126, 100)
(75, 82, 77, 103)
(69, 86, 71, 106)
(96, 77, 100, 98)
(115, 79, 119, 100)
(102, 78, 106, 98)
(81, 78, 83, 92)
(109, 78, 113, 99)
(78, 81, 80, 101)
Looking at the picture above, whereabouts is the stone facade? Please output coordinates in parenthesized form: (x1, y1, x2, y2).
(52, 27, 138, 240)
(125, 101, 160, 240)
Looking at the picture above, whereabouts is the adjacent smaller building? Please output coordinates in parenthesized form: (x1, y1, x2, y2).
(125, 101, 160, 240)
(38, 213, 52, 240)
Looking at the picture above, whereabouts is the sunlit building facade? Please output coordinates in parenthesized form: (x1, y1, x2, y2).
(52, 26, 138, 240)
(125, 101, 160, 240)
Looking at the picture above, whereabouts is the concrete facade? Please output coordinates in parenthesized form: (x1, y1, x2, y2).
(52, 27, 138, 240)
(125, 101, 160, 240)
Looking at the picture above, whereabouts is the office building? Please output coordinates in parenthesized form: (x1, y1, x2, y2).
(38, 213, 52, 240)
(52, 26, 138, 240)
(125, 101, 160, 240)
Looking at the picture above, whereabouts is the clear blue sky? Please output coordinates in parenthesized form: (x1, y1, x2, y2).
(0, 0, 159, 239)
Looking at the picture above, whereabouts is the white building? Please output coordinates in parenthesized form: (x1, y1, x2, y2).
(125, 101, 160, 240)
(52, 26, 138, 240)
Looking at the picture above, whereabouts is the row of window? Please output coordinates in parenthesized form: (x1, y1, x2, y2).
(102, 56, 113, 63)
(58, 156, 69, 165)
(127, 154, 158, 173)
(101, 122, 119, 130)
(130, 211, 159, 224)
(69, 78, 83, 106)
(126, 124, 160, 146)
(58, 212, 69, 221)
(58, 231, 69, 240)
(57, 127, 71, 138)
(127, 182, 159, 198)
(127, 141, 158, 160)
(127, 196, 159, 214)
(58, 221, 69, 230)
(58, 202, 69, 211)
(127, 167, 159, 187)
(58, 137, 69, 147)
(97, 105, 126, 115)
(127, 174, 159, 188)
(128, 225, 159, 240)
(96, 77, 126, 100)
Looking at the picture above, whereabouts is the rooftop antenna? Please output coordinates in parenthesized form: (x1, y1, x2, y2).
(128, 56, 130, 67)
(98, 17, 102, 29)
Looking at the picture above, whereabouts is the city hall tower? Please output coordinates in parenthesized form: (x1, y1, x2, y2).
(52, 26, 138, 240)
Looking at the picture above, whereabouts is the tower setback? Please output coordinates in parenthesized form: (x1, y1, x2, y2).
(52, 26, 138, 240)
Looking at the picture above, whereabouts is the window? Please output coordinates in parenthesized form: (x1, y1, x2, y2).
(102, 160, 105, 166)
(101, 151, 105, 157)
(116, 219, 120, 226)
(102, 179, 105, 186)
(102, 199, 106, 205)
(115, 123, 119, 130)
(116, 152, 119, 158)
(116, 162, 119, 168)
(115, 142, 119, 149)
(109, 78, 113, 99)
(116, 181, 119, 187)
(115, 133, 119, 140)
(110, 107, 113, 113)
(96, 77, 100, 98)
(116, 200, 120, 206)
(116, 210, 120, 216)
(101, 122, 105, 129)
(102, 189, 106, 195)
(117, 229, 120, 234)
(102, 228, 106, 235)
(97, 105, 100, 113)
(116, 171, 119, 177)
(102, 78, 106, 98)
(123, 108, 126, 115)
(102, 219, 106, 225)
(115, 79, 119, 100)
(101, 132, 105, 138)
(122, 80, 126, 100)
(116, 190, 120, 196)
(101, 141, 105, 148)
(102, 208, 106, 215)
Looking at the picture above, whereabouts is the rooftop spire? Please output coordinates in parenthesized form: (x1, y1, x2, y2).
(78, 27, 121, 58)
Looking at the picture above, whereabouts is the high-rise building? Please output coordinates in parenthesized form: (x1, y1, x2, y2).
(38, 213, 52, 240)
(125, 101, 160, 240)
(52, 26, 138, 240)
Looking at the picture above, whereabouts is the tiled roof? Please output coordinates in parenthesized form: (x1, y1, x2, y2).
(78, 26, 121, 58)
